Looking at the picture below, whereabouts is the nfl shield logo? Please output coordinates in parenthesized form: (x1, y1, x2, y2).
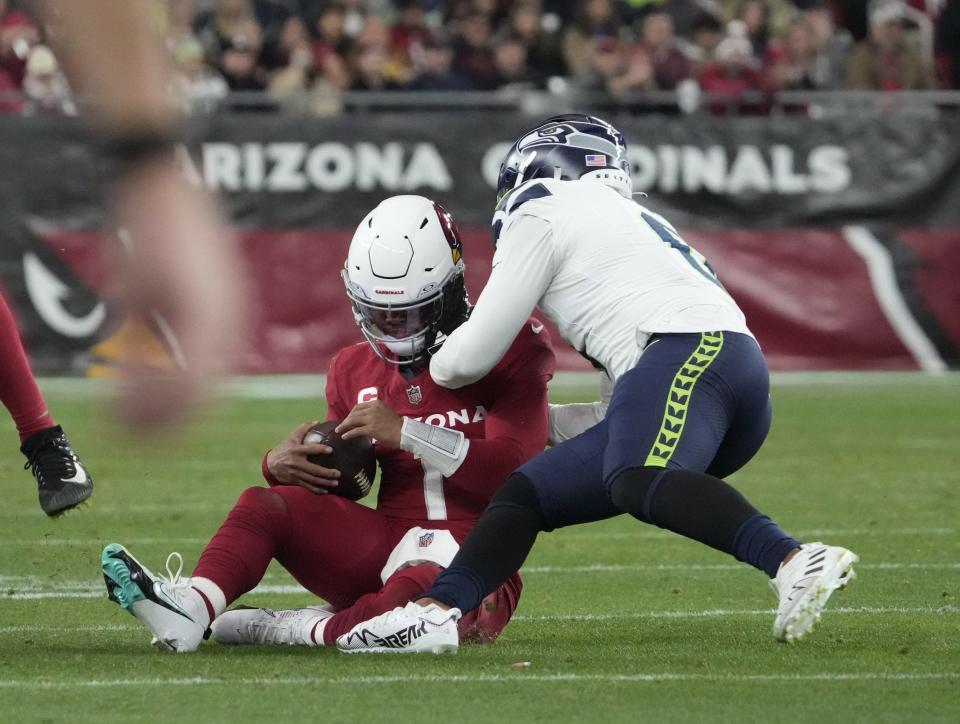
(418, 532, 434, 548)
(406, 385, 423, 405)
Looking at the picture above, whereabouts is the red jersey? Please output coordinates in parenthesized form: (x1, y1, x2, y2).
(324, 319, 554, 538)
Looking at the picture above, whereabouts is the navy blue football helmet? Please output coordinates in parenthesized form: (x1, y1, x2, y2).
(496, 114, 632, 203)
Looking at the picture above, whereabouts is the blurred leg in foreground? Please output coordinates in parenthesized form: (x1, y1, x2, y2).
(45, 0, 248, 428)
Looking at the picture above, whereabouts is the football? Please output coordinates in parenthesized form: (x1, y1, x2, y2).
(302, 420, 376, 501)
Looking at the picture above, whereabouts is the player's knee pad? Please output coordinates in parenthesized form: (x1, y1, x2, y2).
(236, 486, 288, 514)
(487, 472, 548, 529)
(607, 466, 670, 523)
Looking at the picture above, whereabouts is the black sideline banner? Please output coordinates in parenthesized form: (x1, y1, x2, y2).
(0, 110, 957, 373)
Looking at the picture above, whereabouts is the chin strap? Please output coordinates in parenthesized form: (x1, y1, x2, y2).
(424, 335, 446, 360)
(398, 358, 427, 378)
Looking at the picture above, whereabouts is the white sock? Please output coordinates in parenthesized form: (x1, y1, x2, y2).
(305, 608, 335, 646)
(189, 577, 227, 626)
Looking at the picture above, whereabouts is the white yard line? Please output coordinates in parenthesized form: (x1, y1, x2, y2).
(0, 624, 138, 633)
(1, 526, 953, 547)
(554, 370, 960, 391)
(1, 562, 956, 601)
(30, 371, 960, 403)
(1, 583, 323, 601)
(563, 527, 955, 540)
(521, 562, 960, 574)
(1, 606, 955, 633)
(513, 606, 959, 622)
(789, 527, 955, 536)
(2, 592, 105, 601)
(2, 537, 214, 547)
(0, 503, 226, 518)
(0, 672, 956, 690)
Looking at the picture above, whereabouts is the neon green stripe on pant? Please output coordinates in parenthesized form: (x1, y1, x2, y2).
(643, 331, 725, 468)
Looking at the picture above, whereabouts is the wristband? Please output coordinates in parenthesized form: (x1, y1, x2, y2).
(102, 129, 179, 179)
(261, 450, 281, 486)
(400, 418, 469, 477)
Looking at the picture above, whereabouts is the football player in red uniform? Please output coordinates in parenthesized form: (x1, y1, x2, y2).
(0, 292, 93, 516)
(99, 195, 555, 652)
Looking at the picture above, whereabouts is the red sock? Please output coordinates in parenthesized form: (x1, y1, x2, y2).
(192, 487, 292, 603)
(191, 587, 216, 624)
(0, 294, 54, 443)
(322, 563, 442, 645)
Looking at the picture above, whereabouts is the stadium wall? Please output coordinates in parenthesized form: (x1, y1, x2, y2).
(0, 110, 957, 375)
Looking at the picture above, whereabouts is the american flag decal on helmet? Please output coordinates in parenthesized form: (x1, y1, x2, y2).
(585, 154, 607, 166)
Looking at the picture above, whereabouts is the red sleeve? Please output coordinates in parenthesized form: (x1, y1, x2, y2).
(444, 321, 555, 498)
(325, 350, 352, 422)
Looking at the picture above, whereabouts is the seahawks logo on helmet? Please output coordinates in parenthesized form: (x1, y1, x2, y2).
(515, 123, 577, 153)
(492, 114, 633, 246)
(496, 114, 633, 207)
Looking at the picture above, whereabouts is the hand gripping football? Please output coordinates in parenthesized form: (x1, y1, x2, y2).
(302, 421, 376, 501)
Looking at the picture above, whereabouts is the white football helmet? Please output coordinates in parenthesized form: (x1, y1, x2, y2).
(343, 195, 470, 364)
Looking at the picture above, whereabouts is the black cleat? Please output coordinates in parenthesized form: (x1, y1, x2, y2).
(21, 425, 93, 517)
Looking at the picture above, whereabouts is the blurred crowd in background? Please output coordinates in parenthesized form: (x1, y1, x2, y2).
(1, 0, 959, 116)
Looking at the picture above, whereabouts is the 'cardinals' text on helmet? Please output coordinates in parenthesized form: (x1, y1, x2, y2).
(496, 113, 632, 204)
(343, 195, 470, 364)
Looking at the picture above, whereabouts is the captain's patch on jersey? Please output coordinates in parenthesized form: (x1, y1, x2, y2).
(585, 154, 607, 166)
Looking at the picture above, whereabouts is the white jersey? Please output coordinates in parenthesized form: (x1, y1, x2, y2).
(430, 178, 752, 389)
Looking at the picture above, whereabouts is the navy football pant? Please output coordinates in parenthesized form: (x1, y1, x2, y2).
(425, 332, 801, 615)
(525, 331, 771, 530)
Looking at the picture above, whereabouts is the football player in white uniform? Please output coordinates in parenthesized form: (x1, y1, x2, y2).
(336, 115, 858, 655)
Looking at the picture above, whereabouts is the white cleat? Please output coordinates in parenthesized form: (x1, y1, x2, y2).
(101, 544, 209, 652)
(336, 602, 461, 654)
(771, 541, 859, 643)
(210, 606, 333, 646)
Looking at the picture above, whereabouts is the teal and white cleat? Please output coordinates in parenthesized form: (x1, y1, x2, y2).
(771, 542, 859, 643)
(101, 544, 208, 652)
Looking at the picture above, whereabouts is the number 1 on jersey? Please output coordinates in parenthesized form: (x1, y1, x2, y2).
(422, 464, 447, 519)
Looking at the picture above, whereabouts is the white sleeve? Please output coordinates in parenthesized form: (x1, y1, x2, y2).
(547, 402, 606, 445)
(546, 372, 614, 445)
(600, 370, 614, 405)
(430, 214, 557, 389)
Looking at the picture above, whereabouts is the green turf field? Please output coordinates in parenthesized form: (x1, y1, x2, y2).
(1, 377, 958, 723)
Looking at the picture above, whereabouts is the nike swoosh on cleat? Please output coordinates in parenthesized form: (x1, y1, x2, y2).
(343, 629, 385, 648)
(151, 583, 196, 621)
(61, 466, 89, 485)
